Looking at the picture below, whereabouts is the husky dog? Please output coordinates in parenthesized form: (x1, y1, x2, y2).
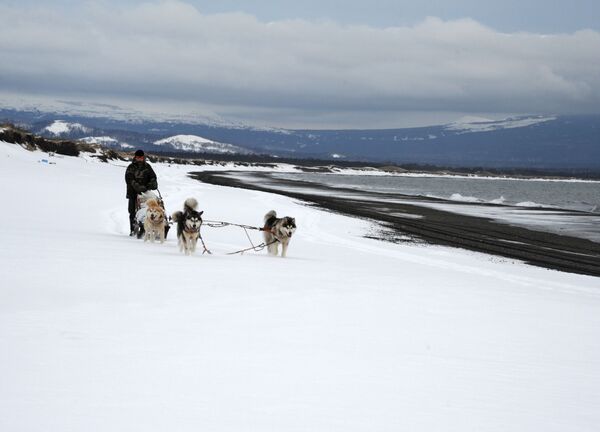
(143, 198, 167, 243)
(133, 191, 159, 239)
(172, 198, 203, 255)
(263, 210, 296, 258)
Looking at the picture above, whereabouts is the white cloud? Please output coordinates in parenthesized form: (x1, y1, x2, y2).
(1, 1, 599, 128)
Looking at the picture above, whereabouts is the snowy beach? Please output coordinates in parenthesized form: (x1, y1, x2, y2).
(194, 171, 600, 276)
(1, 141, 600, 431)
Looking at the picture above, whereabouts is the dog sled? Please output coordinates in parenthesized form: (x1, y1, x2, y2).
(131, 190, 171, 240)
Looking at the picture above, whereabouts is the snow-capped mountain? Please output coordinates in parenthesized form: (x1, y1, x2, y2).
(42, 120, 91, 137)
(445, 115, 557, 133)
(153, 134, 251, 154)
(80, 136, 133, 149)
(3, 107, 599, 169)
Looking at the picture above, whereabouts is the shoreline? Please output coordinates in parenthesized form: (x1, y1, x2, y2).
(293, 167, 600, 183)
(192, 170, 600, 277)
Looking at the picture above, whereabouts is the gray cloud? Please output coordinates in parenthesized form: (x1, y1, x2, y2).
(1, 1, 599, 128)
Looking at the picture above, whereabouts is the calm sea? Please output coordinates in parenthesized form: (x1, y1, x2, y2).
(272, 173, 600, 213)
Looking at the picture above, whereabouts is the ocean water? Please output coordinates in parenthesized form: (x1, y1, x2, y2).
(272, 173, 600, 213)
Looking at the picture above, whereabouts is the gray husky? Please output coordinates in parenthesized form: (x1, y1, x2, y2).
(263, 210, 296, 258)
(172, 198, 203, 255)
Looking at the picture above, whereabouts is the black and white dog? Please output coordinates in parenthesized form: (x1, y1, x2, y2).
(172, 198, 204, 255)
(263, 210, 296, 258)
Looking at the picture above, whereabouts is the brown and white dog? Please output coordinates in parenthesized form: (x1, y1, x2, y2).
(172, 198, 203, 255)
(263, 210, 296, 258)
(143, 198, 167, 243)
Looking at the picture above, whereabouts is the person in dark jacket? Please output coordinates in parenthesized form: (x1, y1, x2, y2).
(125, 150, 158, 235)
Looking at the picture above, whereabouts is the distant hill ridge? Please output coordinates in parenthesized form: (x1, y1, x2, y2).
(1, 123, 96, 157)
(154, 134, 252, 154)
(2, 108, 600, 169)
(2, 123, 599, 179)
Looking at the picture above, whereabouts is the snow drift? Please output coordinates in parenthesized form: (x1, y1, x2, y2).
(0, 140, 599, 432)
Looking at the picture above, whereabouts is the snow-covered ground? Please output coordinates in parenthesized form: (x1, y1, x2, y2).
(1, 141, 599, 432)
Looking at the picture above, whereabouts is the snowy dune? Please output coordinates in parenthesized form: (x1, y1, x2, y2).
(0, 141, 599, 431)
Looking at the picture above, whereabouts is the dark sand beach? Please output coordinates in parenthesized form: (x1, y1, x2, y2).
(192, 171, 600, 277)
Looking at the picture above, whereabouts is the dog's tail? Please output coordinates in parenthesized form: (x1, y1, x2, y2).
(184, 198, 198, 212)
(264, 210, 277, 224)
(172, 210, 183, 222)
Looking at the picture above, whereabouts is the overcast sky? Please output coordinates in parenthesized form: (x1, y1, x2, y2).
(1, 0, 599, 128)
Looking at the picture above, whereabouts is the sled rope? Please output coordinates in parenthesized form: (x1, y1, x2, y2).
(198, 229, 212, 255)
(197, 219, 279, 255)
(203, 219, 270, 232)
(225, 239, 279, 255)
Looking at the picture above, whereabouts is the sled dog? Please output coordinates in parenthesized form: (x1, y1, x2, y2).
(133, 191, 160, 239)
(263, 210, 296, 258)
(143, 198, 167, 243)
(172, 198, 203, 255)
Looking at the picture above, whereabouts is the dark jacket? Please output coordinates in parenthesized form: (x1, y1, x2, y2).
(125, 159, 158, 198)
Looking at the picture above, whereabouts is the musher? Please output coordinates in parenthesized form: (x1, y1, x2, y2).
(125, 150, 158, 236)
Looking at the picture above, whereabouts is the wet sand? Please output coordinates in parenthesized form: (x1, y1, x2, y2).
(192, 171, 600, 277)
